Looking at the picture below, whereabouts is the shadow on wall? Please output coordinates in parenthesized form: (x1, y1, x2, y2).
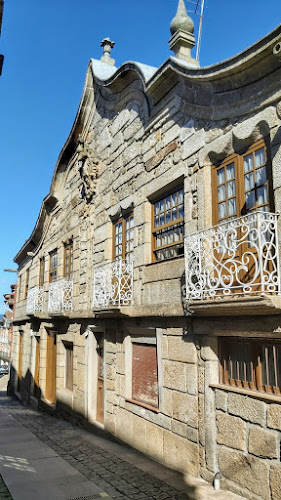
(4, 364, 197, 499)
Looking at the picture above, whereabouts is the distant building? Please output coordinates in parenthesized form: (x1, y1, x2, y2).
(9, 1, 281, 498)
(0, 284, 15, 366)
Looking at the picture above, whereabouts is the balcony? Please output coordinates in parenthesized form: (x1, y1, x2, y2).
(48, 279, 73, 314)
(93, 259, 133, 309)
(185, 212, 281, 315)
(26, 286, 44, 315)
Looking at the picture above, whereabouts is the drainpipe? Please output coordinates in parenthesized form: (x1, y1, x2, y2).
(213, 471, 221, 491)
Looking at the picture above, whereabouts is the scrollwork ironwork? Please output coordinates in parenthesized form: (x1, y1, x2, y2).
(185, 211, 281, 300)
(26, 287, 44, 314)
(48, 279, 73, 313)
(93, 259, 133, 308)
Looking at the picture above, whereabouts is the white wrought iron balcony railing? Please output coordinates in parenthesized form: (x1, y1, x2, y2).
(48, 279, 73, 314)
(185, 211, 281, 300)
(93, 259, 133, 308)
(26, 286, 44, 315)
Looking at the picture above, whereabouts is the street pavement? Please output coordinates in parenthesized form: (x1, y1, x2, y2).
(0, 377, 243, 500)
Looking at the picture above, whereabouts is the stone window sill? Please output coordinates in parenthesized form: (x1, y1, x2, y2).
(146, 255, 184, 267)
(211, 383, 281, 404)
(125, 398, 159, 413)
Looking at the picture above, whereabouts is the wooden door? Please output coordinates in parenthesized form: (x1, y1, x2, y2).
(33, 338, 40, 398)
(96, 336, 104, 424)
(46, 334, 56, 404)
(17, 333, 23, 391)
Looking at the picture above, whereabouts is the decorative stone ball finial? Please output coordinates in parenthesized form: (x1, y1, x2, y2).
(169, 0, 199, 66)
(100, 37, 115, 66)
(170, 0, 194, 36)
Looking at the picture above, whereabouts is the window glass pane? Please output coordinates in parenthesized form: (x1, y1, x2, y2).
(228, 198, 236, 216)
(166, 211, 171, 224)
(130, 217, 134, 228)
(227, 181, 236, 198)
(178, 204, 184, 219)
(217, 168, 225, 185)
(256, 166, 267, 187)
(244, 172, 254, 191)
(154, 202, 159, 215)
(156, 235, 161, 248)
(245, 190, 255, 209)
(154, 216, 159, 228)
(160, 213, 164, 226)
(172, 207, 177, 221)
(126, 219, 129, 229)
(226, 163, 235, 181)
(243, 154, 253, 173)
(172, 193, 177, 207)
(257, 186, 268, 205)
(255, 147, 265, 167)
(160, 199, 164, 212)
(178, 189, 184, 204)
(130, 228, 134, 239)
(168, 230, 173, 244)
(218, 202, 226, 219)
(174, 228, 179, 242)
(166, 197, 171, 210)
(217, 185, 225, 202)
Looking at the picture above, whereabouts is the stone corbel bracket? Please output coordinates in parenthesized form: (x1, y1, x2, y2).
(273, 40, 281, 62)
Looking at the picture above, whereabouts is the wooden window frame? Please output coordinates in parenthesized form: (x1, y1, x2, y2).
(64, 242, 73, 280)
(24, 269, 29, 299)
(151, 186, 184, 262)
(39, 257, 45, 287)
(212, 139, 273, 226)
(17, 274, 22, 301)
(219, 337, 281, 395)
(49, 249, 58, 283)
(64, 341, 73, 391)
(112, 213, 134, 261)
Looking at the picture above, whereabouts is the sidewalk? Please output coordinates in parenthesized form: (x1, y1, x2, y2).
(0, 376, 243, 500)
(0, 408, 105, 500)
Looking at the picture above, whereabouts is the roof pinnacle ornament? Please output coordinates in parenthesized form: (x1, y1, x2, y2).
(169, 0, 199, 66)
(100, 37, 115, 66)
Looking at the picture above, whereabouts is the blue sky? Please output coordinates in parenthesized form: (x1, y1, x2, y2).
(0, 0, 280, 312)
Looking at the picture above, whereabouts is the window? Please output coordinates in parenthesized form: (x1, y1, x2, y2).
(132, 342, 158, 408)
(17, 275, 22, 301)
(152, 187, 184, 261)
(219, 338, 281, 395)
(64, 342, 73, 391)
(49, 250, 58, 282)
(213, 139, 272, 224)
(25, 269, 29, 299)
(113, 214, 134, 262)
(39, 257, 45, 287)
(64, 242, 73, 279)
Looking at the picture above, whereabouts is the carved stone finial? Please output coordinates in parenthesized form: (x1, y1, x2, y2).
(100, 37, 115, 66)
(169, 0, 199, 66)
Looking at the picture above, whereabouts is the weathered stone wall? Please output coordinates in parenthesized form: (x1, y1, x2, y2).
(215, 388, 281, 500)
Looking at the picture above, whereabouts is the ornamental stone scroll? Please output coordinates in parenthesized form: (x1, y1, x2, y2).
(76, 134, 102, 203)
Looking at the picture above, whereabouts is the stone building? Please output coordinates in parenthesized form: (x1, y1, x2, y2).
(9, 2, 281, 498)
(0, 285, 15, 367)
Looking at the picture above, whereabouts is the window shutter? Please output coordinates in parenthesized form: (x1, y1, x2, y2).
(132, 343, 158, 408)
